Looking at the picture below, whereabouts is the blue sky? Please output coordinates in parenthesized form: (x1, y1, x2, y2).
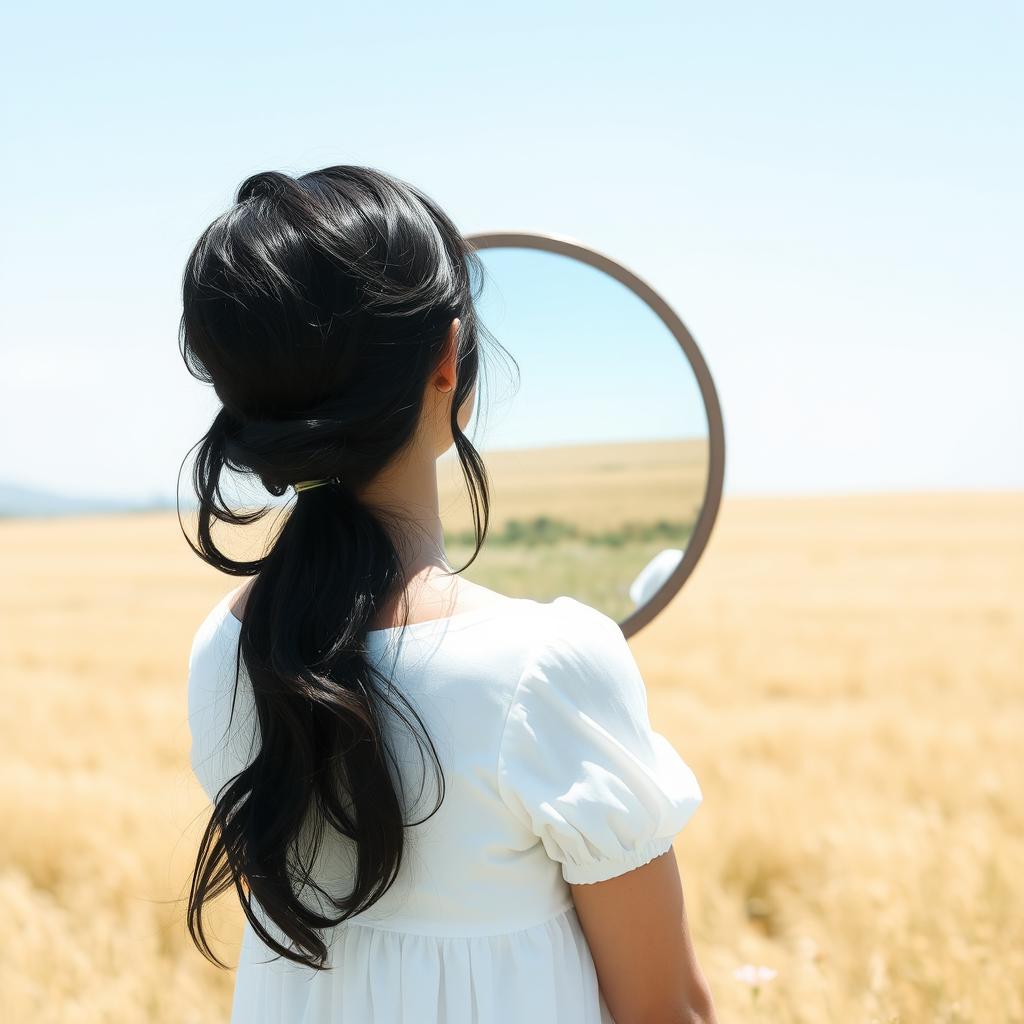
(2, 1, 1021, 501)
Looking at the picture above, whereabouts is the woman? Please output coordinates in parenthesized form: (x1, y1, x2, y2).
(182, 164, 717, 1024)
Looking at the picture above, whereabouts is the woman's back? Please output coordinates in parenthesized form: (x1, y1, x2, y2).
(187, 588, 704, 1023)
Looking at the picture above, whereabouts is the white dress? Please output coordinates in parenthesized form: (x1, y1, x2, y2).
(187, 589, 704, 1023)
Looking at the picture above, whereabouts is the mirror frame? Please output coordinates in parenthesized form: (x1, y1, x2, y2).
(463, 230, 726, 638)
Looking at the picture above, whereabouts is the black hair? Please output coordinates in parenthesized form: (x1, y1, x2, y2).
(177, 165, 505, 970)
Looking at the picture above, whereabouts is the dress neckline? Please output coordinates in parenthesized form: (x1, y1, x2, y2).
(216, 589, 534, 642)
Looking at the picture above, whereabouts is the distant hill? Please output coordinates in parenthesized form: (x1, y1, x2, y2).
(0, 481, 177, 519)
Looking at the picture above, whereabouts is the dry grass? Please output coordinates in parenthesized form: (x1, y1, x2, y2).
(1, 458, 1021, 1022)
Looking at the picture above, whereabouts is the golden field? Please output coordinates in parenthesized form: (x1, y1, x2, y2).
(1, 449, 1021, 1021)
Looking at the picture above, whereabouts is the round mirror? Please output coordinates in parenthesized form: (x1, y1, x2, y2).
(439, 232, 725, 637)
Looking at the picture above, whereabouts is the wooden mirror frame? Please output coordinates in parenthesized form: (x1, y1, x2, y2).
(463, 230, 726, 638)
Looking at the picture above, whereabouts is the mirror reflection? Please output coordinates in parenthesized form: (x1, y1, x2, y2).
(439, 246, 710, 624)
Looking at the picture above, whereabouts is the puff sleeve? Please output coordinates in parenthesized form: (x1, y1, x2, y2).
(497, 597, 704, 885)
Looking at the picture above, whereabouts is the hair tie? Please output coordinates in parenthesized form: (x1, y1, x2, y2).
(293, 479, 333, 493)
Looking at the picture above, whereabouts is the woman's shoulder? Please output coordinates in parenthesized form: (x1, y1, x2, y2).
(547, 593, 621, 629)
(534, 594, 627, 651)
(187, 588, 242, 677)
(480, 592, 623, 648)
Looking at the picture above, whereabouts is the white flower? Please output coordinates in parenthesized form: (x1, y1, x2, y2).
(733, 963, 778, 986)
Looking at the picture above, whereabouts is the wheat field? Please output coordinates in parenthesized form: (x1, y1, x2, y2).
(1, 452, 1021, 1021)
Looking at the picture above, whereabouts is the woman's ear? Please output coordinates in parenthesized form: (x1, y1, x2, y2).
(434, 318, 460, 393)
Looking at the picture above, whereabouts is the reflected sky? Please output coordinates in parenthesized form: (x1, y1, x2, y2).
(465, 248, 707, 451)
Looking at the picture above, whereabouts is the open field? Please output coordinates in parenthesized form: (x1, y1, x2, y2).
(1, 462, 1021, 1021)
